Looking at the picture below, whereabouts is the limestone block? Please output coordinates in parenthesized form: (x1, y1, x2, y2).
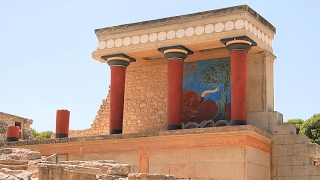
(293, 165, 320, 176)
(99, 174, 126, 180)
(272, 145, 290, 157)
(273, 135, 284, 145)
(275, 177, 303, 180)
(247, 111, 268, 131)
(302, 176, 320, 180)
(247, 162, 270, 179)
(37, 163, 98, 180)
(276, 165, 293, 177)
(283, 134, 308, 144)
(276, 156, 312, 166)
(101, 164, 132, 176)
(267, 111, 283, 124)
(292, 144, 320, 158)
(128, 173, 174, 180)
(0, 148, 41, 161)
(269, 123, 296, 135)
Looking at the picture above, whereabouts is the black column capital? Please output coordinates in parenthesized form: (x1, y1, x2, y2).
(101, 53, 136, 67)
(221, 36, 256, 52)
(158, 45, 193, 60)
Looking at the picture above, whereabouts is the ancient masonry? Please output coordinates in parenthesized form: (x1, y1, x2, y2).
(0, 148, 174, 180)
(1, 4, 320, 180)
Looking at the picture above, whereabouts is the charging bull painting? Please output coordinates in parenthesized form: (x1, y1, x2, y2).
(181, 57, 231, 128)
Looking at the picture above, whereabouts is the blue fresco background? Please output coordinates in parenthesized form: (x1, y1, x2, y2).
(183, 57, 231, 104)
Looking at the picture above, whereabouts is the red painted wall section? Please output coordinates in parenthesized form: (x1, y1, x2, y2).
(109, 66, 126, 131)
(230, 51, 247, 121)
(167, 59, 184, 127)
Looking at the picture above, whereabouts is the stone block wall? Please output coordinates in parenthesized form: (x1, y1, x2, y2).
(70, 62, 168, 137)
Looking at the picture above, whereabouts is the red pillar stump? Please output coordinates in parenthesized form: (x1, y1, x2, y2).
(158, 45, 193, 130)
(221, 36, 255, 126)
(6, 126, 20, 141)
(102, 54, 135, 134)
(56, 109, 70, 138)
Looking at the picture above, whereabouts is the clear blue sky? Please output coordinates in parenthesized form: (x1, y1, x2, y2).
(0, 1, 319, 132)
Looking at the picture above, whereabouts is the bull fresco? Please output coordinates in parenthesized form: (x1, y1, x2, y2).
(181, 57, 231, 128)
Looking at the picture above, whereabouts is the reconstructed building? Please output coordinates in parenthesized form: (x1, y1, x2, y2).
(2, 5, 320, 180)
(0, 112, 33, 141)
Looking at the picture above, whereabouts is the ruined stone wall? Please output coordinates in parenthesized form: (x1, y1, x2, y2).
(69, 61, 167, 137)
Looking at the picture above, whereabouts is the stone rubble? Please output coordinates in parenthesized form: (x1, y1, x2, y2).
(0, 148, 174, 180)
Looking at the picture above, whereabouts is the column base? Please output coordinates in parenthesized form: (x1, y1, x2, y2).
(110, 129, 122, 134)
(167, 125, 181, 130)
(6, 137, 19, 142)
(230, 120, 247, 126)
(56, 133, 68, 138)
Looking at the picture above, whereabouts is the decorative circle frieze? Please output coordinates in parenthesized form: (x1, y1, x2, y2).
(205, 24, 214, 34)
(176, 29, 185, 38)
(215, 22, 224, 32)
(98, 19, 273, 49)
(167, 30, 175, 39)
(186, 27, 194, 37)
(257, 29, 261, 39)
(149, 33, 157, 42)
(123, 37, 131, 46)
(244, 20, 249, 30)
(225, 21, 234, 31)
(249, 23, 253, 33)
(140, 34, 148, 43)
(98, 41, 106, 49)
(195, 26, 204, 35)
(107, 39, 114, 48)
(132, 35, 140, 44)
(253, 26, 257, 36)
(158, 31, 166, 41)
(235, 19, 245, 30)
(115, 38, 122, 47)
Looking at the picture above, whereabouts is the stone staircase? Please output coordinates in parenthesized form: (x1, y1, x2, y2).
(248, 111, 320, 179)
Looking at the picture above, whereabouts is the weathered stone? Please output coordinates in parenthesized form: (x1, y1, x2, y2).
(102, 164, 132, 176)
(0, 148, 41, 161)
(99, 174, 126, 180)
(128, 173, 174, 180)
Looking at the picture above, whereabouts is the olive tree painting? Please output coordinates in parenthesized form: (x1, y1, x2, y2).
(181, 57, 231, 128)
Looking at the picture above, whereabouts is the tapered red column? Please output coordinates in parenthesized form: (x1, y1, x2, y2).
(6, 126, 20, 141)
(56, 109, 70, 138)
(158, 45, 193, 130)
(102, 54, 135, 134)
(221, 36, 256, 126)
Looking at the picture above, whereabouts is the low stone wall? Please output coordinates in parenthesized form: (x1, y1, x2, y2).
(2, 125, 273, 179)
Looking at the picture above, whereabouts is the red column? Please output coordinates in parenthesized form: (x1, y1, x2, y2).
(102, 54, 135, 134)
(221, 37, 254, 126)
(6, 126, 20, 141)
(109, 66, 126, 134)
(230, 50, 248, 125)
(56, 109, 70, 138)
(167, 59, 184, 130)
(158, 45, 193, 130)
